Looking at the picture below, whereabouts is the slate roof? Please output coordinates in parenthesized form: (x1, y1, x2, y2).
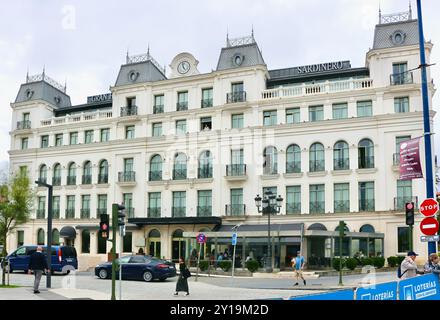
(114, 60, 167, 86)
(14, 80, 71, 109)
(216, 43, 266, 71)
(373, 19, 420, 50)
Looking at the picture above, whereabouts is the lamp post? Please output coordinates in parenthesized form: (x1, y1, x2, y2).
(35, 179, 53, 288)
(255, 191, 283, 273)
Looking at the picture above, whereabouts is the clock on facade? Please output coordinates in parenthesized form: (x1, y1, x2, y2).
(177, 61, 190, 74)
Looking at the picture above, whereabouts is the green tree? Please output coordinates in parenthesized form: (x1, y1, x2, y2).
(0, 172, 34, 285)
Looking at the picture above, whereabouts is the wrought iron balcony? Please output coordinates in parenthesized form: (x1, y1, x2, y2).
(51, 209, 60, 219)
(120, 105, 138, 117)
(201, 98, 213, 108)
(173, 169, 187, 180)
(334, 159, 350, 171)
(153, 105, 164, 114)
(225, 204, 246, 216)
(358, 156, 375, 169)
(334, 200, 350, 213)
(359, 200, 375, 212)
(67, 176, 76, 185)
(390, 71, 413, 86)
(198, 166, 213, 179)
(36, 209, 45, 219)
(286, 203, 301, 215)
(98, 174, 108, 184)
(17, 120, 31, 130)
(394, 196, 418, 211)
(286, 162, 301, 174)
(126, 208, 135, 218)
(149, 170, 162, 181)
(226, 164, 246, 176)
(393, 153, 400, 166)
(118, 171, 136, 182)
(227, 91, 246, 103)
(176, 102, 188, 111)
(309, 201, 325, 214)
(197, 206, 212, 217)
(97, 208, 107, 216)
(80, 208, 90, 219)
(309, 160, 325, 172)
(52, 177, 61, 186)
(65, 208, 75, 219)
(148, 207, 161, 218)
(263, 165, 278, 175)
(82, 175, 92, 185)
(172, 207, 186, 217)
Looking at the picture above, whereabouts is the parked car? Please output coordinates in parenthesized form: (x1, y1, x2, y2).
(4, 245, 77, 274)
(95, 255, 176, 282)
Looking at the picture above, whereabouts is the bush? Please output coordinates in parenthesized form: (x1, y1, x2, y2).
(345, 258, 358, 270)
(333, 258, 345, 271)
(246, 260, 259, 273)
(372, 257, 385, 269)
(396, 256, 405, 265)
(199, 261, 209, 271)
(387, 256, 398, 267)
(219, 260, 232, 272)
(360, 257, 373, 266)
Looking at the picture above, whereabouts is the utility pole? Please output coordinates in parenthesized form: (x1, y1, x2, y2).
(338, 221, 346, 286)
(111, 204, 117, 300)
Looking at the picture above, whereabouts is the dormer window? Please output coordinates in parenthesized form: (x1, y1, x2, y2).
(391, 30, 406, 45)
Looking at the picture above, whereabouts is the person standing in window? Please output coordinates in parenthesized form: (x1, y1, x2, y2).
(174, 258, 190, 296)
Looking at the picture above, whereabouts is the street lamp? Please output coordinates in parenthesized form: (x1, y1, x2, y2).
(254, 191, 283, 273)
(35, 179, 53, 288)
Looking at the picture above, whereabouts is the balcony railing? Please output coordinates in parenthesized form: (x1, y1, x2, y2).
(201, 98, 213, 108)
(36, 209, 45, 219)
(153, 105, 164, 114)
(67, 176, 76, 185)
(176, 102, 188, 111)
(225, 204, 246, 216)
(52, 177, 61, 186)
(261, 78, 373, 100)
(309, 201, 325, 214)
(172, 207, 186, 217)
(40, 110, 112, 127)
(149, 170, 162, 181)
(173, 169, 187, 180)
(359, 200, 375, 212)
(17, 120, 31, 130)
(197, 206, 212, 217)
(51, 209, 60, 219)
(148, 207, 161, 218)
(226, 164, 246, 176)
(126, 208, 135, 219)
(97, 208, 107, 216)
(358, 156, 375, 169)
(309, 160, 325, 172)
(263, 165, 278, 175)
(98, 174, 108, 184)
(118, 171, 136, 182)
(334, 200, 350, 213)
(390, 71, 413, 86)
(227, 91, 246, 103)
(393, 153, 400, 166)
(65, 208, 75, 219)
(198, 166, 213, 179)
(334, 159, 350, 171)
(286, 203, 301, 215)
(120, 106, 138, 117)
(82, 175, 92, 185)
(286, 162, 301, 174)
(394, 196, 418, 211)
(80, 209, 90, 219)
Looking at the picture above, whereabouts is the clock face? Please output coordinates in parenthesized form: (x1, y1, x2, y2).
(177, 61, 190, 74)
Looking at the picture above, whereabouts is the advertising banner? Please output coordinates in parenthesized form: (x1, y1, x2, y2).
(399, 137, 423, 180)
(355, 282, 397, 300)
(289, 289, 354, 300)
(398, 274, 440, 300)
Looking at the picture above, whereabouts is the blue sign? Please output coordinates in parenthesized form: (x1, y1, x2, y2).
(289, 289, 354, 300)
(196, 233, 207, 244)
(399, 274, 440, 300)
(356, 282, 397, 300)
(232, 233, 237, 246)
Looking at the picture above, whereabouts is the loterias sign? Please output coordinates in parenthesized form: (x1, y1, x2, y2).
(296, 61, 350, 74)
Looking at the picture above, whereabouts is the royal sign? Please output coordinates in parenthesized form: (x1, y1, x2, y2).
(420, 198, 439, 217)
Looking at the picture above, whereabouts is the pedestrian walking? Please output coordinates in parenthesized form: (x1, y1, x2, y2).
(28, 246, 48, 294)
(174, 258, 190, 296)
(292, 251, 306, 286)
(424, 253, 440, 274)
(400, 251, 419, 279)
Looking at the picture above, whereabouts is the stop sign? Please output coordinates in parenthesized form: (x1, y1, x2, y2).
(420, 198, 439, 217)
(420, 217, 439, 236)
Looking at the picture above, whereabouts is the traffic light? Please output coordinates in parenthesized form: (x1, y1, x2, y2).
(339, 221, 347, 238)
(117, 204, 126, 236)
(405, 202, 415, 226)
(99, 213, 109, 239)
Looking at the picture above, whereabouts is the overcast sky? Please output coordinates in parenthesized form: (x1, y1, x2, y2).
(0, 0, 439, 168)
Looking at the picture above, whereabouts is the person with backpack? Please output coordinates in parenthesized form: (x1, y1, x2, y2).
(399, 251, 419, 279)
(424, 253, 440, 274)
(174, 258, 190, 296)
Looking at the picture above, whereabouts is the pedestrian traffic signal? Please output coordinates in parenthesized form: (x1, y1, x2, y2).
(405, 202, 415, 226)
(339, 221, 347, 238)
(99, 213, 109, 239)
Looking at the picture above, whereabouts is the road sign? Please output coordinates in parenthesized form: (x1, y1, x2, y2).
(196, 233, 207, 244)
(420, 217, 439, 236)
(420, 235, 440, 242)
(420, 198, 439, 217)
(232, 233, 237, 246)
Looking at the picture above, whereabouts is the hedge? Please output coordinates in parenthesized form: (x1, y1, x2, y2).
(345, 258, 358, 270)
(245, 260, 259, 273)
(333, 258, 345, 271)
(219, 260, 232, 272)
(199, 261, 209, 271)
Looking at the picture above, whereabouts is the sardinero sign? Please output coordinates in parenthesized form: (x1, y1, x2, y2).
(87, 93, 112, 104)
(296, 61, 350, 74)
(399, 137, 423, 180)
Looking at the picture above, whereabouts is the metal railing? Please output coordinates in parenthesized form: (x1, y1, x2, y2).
(82, 175, 92, 185)
(390, 71, 413, 85)
(118, 171, 136, 182)
(80, 209, 90, 219)
(149, 170, 162, 181)
(286, 203, 301, 215)
(126, 208, 135, 218)
(333, 159, 350, 171)
(97, 208, 107, 216)
(393, 153, 400, 166)
(36, 209, 45, 219)
(52, 177, 61, 186)
(309, 201, 325, 214)
(358, 156, 375, 169)
(286, 162, 301, 174)
(172, 207, 186, 217)
(65, 209, 75, 219)
(176, 102, 188, 111)
(153, 105, 164, 114)
(51, 209, 60, 219)
(98, 174, 108, 184)
(358, 200, 375, 212)
(309, 160, 325, 172)
(226, 164, 246, 176)
(394, 196, 418, 211)
(17, 120, 31, 130)
(173, 169, 187, 180)
(263, 165, 278, 175)
(198, 166, 213, 179)
(334, 200, 350, 213)
(148, 207, 161, 218)
(67, 176, 76, 185)
(197, 206, 212, 217)
(201, 99, 213, 108)
(120, 106, 138, 117)
(225, 204, 246, 216)
(38, 177, 47, 184)
(227, 91, 246, 103)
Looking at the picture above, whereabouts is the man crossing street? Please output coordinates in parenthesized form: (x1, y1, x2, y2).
(28, 246, 48, 294)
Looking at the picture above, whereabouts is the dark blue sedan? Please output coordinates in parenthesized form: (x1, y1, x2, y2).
(95, 255, 176, 282)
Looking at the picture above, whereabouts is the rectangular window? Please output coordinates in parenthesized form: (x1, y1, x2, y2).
(231, 149, 243, 165)
(286, 108, 300, 124)
(23, 113, 30, 122)
(41, 135, 49, 148)
(357, 100, 372, 117)
(176, 120, 187, 135)
(177, 91, 188, 111)
(17, 230, 24, 247)
(152, 122, 162, 137)
(231, 113, 244, 129)
(123, 193, 133, 218)
(359, 182, 375, 212)
(148, 192, 161, 218)
(232, 82, 243, 93)
(332, 103, 348, 120)
(37, 196, 46, 219)
(125, 125, 135, 139)
(334, 183, 350, 213)
(286, 186, 301, 214)
(309, 184, 325, 214)
(398, 227, 410, 253)
(229, 188, 244, 215)
(200, 117, 212, 131)
(21, 137, 28, 150)
(263, 186, 277, 197)
(126, 97, 136, 107)
(201, 88, 213, 108)
(392, 62, 409, 85)
(124, 158, 134, 172)
(154, 95, 164, 114)
(85, 130, 94, 144)
(394, 97, 409, 113)
(396, 180, 412, 210)
(52, 196, 60, 219)
(228, 82, 245, 103)
(69, 132, 78, 145)
(172, 191, 186, 217)
(123, 232, 132, 253)
(197, 190, 212, 217)
(100, 128, 110, 142)
(81, 195, 90, 219)
(55, 133, 63, 147)
(309, 105, 324, 122)
(66, 195, 75, 219)
(263, 110, 277, 126)
(97, 194, 107, 213)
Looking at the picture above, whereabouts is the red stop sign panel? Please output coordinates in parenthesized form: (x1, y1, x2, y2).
(420, 217, 439, 236)
(420, 198, 439, 217)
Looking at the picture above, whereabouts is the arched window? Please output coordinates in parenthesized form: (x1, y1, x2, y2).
(286, 144, 301, 173)
(149, 155, 162, 181)
(173, 153, 187, 180)
(198, 151, 212, 178)
(52, 163, 61, 186)
(98, 160, 108, 184)
(333, 141, 349, 170)
(82, 161, 92, 184)
(52, 229, 60, 245)
(82, 230, 90, 253)
(39, 164, 47, 183)
(307, 223, 327, 231)
(263, 146, 278, 174)
(67, 162, 76, 185)
(360, 224, 375, 233)
(358, 139, 374, 169)
(37, 228, 45, 245)
(148, 229, 161, 258)
(309, 143, 325, 172)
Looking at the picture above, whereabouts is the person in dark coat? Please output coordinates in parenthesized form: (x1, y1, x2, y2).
(28, 246, 48, 294)
(174, 258, 189, 296)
